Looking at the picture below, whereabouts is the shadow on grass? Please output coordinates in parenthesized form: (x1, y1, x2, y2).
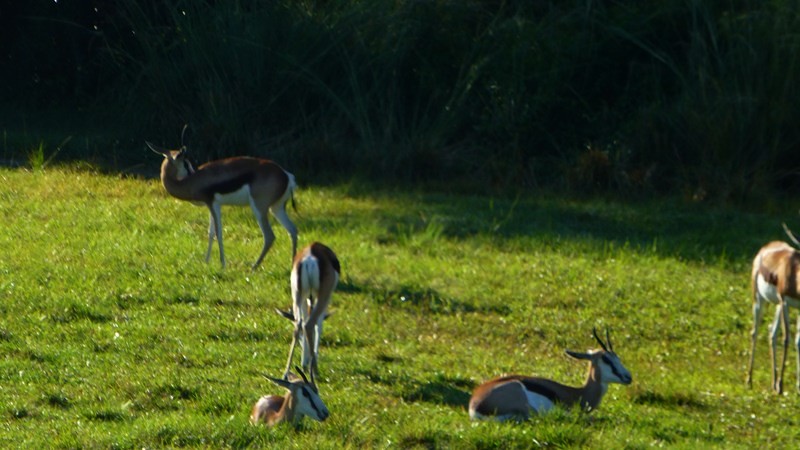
(632, 389, 708, 410)
(345, 277, 511, 316)
(356, 362, 473, 409)
(326, 188, 781, 266)
(401, 374, 474, 409)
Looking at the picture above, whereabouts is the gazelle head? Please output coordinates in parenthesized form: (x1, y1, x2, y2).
(146, 125, 196, 180)
(265, 366, 330, 422)
(565, 327, 632, 385)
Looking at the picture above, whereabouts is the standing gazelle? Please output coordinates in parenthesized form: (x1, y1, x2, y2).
(147, 133, 297, 270)
(281, 242, 340, 379)
(746, 223, 800, 394)
(250, 366, 330, 426)
(469, 328, 632, 421)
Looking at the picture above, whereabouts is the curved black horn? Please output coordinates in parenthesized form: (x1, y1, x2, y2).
(782, 222, 800, 248)
(605, 328, 613, 352)
(180, 124, 189, 148)
(592, 327, 609, 352)
(295, 365, 310, 384)
(145, 141, 167, 156)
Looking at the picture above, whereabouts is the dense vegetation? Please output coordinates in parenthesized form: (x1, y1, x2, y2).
(3, 1, 800, 199)
(2, 166, 800, 448)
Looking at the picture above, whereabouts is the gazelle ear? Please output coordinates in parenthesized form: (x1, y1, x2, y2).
(275, 308, 295, 321)
(146, 141, 168, 156)
(263, 374, 292, 389)
(565, 349, 593, 360)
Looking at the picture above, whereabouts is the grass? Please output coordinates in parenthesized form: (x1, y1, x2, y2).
(1, 165, 800, 448)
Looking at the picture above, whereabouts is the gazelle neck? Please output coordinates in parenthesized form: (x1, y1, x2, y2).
(268, 393, 297, 425)
(542, 363, 608, 411)
(160, 161, 200, 202)
(578, 364, 608, 411)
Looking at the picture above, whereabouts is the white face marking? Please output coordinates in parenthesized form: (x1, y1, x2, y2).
(295, 385, 329, 421)
(214, 184, 252, 206)
(599, 353, 633, 385)
(757, 274, 800, 307)
(524, 389, 554, 414)
(170, 152, 194, 180)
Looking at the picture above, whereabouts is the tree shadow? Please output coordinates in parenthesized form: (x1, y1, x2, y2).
(315, 189, 781, 266)
(401, 374, 474, 409)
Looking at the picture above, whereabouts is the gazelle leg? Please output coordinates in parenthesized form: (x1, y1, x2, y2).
(769, 303, 783, 393)
(747, 297, 763, 387)
(208, 203, 225, 268)
(779, 298, 791, 394)
(795, 314, 800, 393)
(303, 319, 317, 376)
(770, 299, 790, 394)
(283, 319, 303, 379)
(312, 317, 324, 376)
(250, 200, 275, 270)
(205, 211, 216, 263)
(270, 202, 298, 263)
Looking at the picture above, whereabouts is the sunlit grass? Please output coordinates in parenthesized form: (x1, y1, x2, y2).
(1, 166, 799, 448)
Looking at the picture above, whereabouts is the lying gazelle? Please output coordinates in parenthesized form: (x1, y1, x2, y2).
(746, 223, 800, 394)
(250, 366, 330, 426)
(281, 242, 340, 379)
(469, 328, 632, 421)
(146, 129, 297, 270)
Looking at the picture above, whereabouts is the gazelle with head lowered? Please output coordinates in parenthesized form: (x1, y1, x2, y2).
(147, 128, 297, 270)
(280, 242, 340, 379)
(250, 366, 330, 426)
(746, 223, 800, 394)
(469, 328, 632, 421)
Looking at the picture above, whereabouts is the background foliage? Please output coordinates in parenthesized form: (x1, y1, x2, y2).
(3, 0, 800, 199)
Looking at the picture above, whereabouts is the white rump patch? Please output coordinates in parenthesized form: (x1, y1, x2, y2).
(525, 389, 555, 414)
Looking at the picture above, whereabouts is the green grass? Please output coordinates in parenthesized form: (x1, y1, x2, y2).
(1, 166, 800, 448)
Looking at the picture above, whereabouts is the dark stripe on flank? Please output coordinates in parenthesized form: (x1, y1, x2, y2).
(202, 173, 255, 197)
(518, 379, 560, 403)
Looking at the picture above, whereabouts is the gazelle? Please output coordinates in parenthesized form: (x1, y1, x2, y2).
(282, 242, 340, 379)
(250, 366, 330, 426)
(146, 130, 297, 270)
(746, 223, 800, 394)
(469, 328, 632, 421)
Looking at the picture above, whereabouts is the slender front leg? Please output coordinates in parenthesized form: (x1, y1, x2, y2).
(208, 202, 225, 268)
(795, 314, 800, 393)
(205, 211, 216, 263)
(747, 297, 763, 387)
(283, 320, 303, 379)
(771, 297, 791, 394)
(769, 303, 783, 393)
(779, 298, 791, 395)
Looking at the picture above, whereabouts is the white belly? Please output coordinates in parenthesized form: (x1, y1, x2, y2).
(757, 274, 800, 308)
(525, 390, 555, 414)
(215, 185, 252, 206)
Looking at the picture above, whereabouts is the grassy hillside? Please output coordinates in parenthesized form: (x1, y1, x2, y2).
(1, 166, 799, 448)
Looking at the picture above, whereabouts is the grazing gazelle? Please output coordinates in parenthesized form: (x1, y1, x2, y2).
(146, 132, 297, 270)
(469, 328, 632, 421)
(281, 242, 340, 379)
(746, 223, 800, 394)
(250, 366, 330, 426)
